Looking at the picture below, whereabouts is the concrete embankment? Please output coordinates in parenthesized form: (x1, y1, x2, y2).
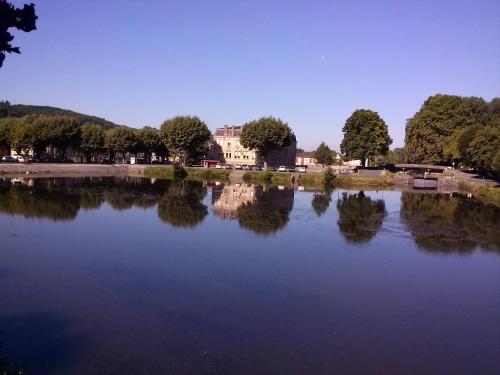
(0, 163, 151, 178)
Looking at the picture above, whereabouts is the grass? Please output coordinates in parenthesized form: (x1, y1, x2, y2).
(144, 166, 230, 182)
(457, 179, 500, 207)
(333, 175, 395, 186)
(243, 171, 293, 185)
(298, 173, 324, 188)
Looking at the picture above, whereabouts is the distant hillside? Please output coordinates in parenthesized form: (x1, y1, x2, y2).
(0, 101, 122, 129)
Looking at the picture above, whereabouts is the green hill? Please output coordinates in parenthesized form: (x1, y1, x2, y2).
(0, 101, 122, 129)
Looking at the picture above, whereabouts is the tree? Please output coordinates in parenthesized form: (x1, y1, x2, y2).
(105, 127, 136, 163)
(404, 95, 489, 164)
(0, 0, 37, 67)
(136, 127, 167, 162)
(240, 116, 296, 168)
(375, 147, 405, 165)
(465, 126, 500, 174)
(80, 124, 105, 162)
(340, 109, 392, 167)
(160, 116, 210, 165)
(314, 142, 334, 166)
(0, 118, 12, 155)
(7, 116, 33, 154)
(34, 116, 81, 157)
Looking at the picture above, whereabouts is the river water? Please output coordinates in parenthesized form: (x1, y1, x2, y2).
(0, 177, 498, 374)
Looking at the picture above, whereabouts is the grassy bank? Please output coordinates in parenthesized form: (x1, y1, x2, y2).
(144, 166, 230, 182)
(298, 173, 324, 188)
(243, 171, 293, 185)
(457, 179, 500, 207)
(333, 175, 395, 186)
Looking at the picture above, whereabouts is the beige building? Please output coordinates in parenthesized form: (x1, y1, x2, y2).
(209, 125, 297, 167)
(296, 151, 317, 166)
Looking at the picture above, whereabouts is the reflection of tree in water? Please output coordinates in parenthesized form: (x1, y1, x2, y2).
(400, 193, 500, 253)
(0, 182, 81, 221)
(157, 181, 208, 228)
(311, 189, 332, 217)
(0, 177, 166, 221)
(337, 191, 386, 243)
(237, 186, 294, 235)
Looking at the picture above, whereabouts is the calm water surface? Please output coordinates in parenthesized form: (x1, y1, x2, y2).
(0, 177, 499, 375)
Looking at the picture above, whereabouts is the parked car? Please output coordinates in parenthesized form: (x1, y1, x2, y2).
(1, 156, 18, 163)
(268, 166, 276, 171)
(224, 164, 232, 169)
(253, 165, 262, 171)
(297, 166, 307, 173)
(278, 166, 287, 172)
(215, 163, 222, 169)
(12, 155, 25, 163)
(234, 164, 242, 170)
(242, 165, 252, 170)
(288, 166, 295, 172)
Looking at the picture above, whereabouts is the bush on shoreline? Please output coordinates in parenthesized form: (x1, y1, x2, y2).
(243, 171, 293, 185)
(144, 166, 230, 182)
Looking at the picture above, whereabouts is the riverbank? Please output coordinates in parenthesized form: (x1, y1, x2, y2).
(2, 163, 498, 206)
(0, 163, 149, 178)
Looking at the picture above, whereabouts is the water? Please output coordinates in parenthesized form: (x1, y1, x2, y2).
(0, 177, 499, 375)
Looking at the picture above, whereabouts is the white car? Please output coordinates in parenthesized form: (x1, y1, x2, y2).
(278, 166, 286, 172)
(234, 164, 242, 170)
(297, 166, 307, 173)
(215, 163, 222, 169)
(1, 156, 17, 163)
(12, 155, 25, 163)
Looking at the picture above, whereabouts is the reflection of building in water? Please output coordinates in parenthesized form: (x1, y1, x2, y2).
(212, 184, 259, 220)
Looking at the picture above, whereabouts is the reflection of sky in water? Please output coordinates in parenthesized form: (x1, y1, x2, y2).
(0, 178, 499, 374)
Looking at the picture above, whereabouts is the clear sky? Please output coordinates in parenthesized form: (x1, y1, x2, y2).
(1, 0, 499, 150)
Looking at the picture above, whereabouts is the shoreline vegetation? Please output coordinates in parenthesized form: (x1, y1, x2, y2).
(144, 166, 231, 181)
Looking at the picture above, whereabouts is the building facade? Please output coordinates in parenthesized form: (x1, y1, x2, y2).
(209, 125, 296, 167)
(296, 151, 317, 166)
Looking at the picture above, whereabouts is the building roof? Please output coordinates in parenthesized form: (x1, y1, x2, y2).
(296, 151, 315, 158)
(214, 125, 243, 137)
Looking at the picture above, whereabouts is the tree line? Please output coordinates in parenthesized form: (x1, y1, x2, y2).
(0, 115, 167, 162)
(312, 95, 499, 175)
(0, 114, 295, 165)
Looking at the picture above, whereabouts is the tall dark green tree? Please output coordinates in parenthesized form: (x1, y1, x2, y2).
(34, 116, 81, 157)
(0, 118, 12, 155)
(240, 116, 296, 168)
(136, 127, 167, 161)
(404, 95, 489, 164)
(314, 142, 334, 167)
(105, 127, 137, 163)
(160, 116, 210, 165)
(0, 1, 37, 67)
(465, 126, 500, 174)
(340, 109, 392, 166)
(80, 124, 105, 162)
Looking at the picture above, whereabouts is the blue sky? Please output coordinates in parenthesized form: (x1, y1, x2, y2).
(1, 0, 499, 150)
